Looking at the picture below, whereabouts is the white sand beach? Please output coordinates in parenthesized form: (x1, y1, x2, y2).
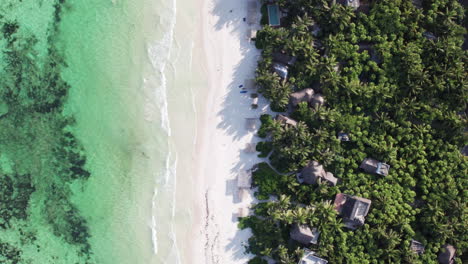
(189, 0, 269, 263)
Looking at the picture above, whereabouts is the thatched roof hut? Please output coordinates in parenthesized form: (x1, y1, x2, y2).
(310, 93, 325, 107)
(276, 114, 298, 127)
(247, 0, 258, 25)
(238, 170, 252, 189)
(290, 224, 320, 244)
(301, 161, 337, 186)
(360, 158, 390, 176)
(410, 240, 425, 254)
(438, 244, 456, 264)
(334, 193, 371, 229)
(289, 88, 314, 107)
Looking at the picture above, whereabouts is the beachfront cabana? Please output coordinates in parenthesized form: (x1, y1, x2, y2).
(360, 158, 390, 176)
(244, 142, 257, 153)
(248, 28, 257, 40)
(290, 224, 320, 245)
(298, 250, 328, 264)
(410, 239, 425, 255)
(247, 0, 258, 25)
(276, 114, 298, 127)
(267, 4, 281, 27)
(238, 170, 252, 189)
(301, 161, 337, 186)
(290, 88, 314, 107)
(245, 117, 258, 131)
(438, 244, 456, 264)
(334, 193, 371, 230)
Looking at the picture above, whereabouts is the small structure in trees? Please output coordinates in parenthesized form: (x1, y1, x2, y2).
(272, 63, 288, 79)
(290, 224, 320, 244)
(338, 132, 350, 141)
(247, 0, 258, 25)
(438, 244, 456, 264)
(273, 52, 297, 66)
(333, 193, 371, 229)
(338, 0, 360, 9)
(461, 145, 467, 156)
(276, 114, 298, 127)
(298, 250, 328, 264)
(423, 32, 437, 40)
(290, 88, 315, 107)
(412, 0, 423, 9)
(301, 161, 338, 186)
(360, 158, 390, 176)
(410, 239, 425, 255)
(248, 28, 257, 41)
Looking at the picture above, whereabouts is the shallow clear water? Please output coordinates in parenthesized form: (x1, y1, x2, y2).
(0, 0, 202, 262)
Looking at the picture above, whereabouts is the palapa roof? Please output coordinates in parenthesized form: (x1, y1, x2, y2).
(245, 117, 258, 131)
(310, 93, 325, 107)
(290, 224, 320, 245)
(290, 88, 314, 107)
(299, 250, 328, 264)
(301, 161, 337, 186)
(438, 244, 456, 264)
(276, 114, 298, 127)
(410, 240, 425, 255)
(360, 158, 390, 176)
(238, 170, 252, 188)
(334, 194, 371, 229)
(247, 0, 258, 25)
(272, 52, 297, 66)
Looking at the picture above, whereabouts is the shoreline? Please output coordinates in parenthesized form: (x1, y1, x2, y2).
(189, 0, 266, 262)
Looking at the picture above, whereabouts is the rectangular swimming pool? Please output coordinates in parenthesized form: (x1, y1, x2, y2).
(267, 4, 280, 27)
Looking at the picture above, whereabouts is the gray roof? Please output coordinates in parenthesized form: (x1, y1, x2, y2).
(360, 158, 390, 176)
(290, 88, 314, 107)
(310, 93, 325, 107)
(273, 63, 288, 79)
(338, 0, 360, 8)
(410, 240, 425, 254)
(461, 145, 468, 156)
(299, 250, 328, 264)
(334, 194, 371, 229)
(276, 114, 298, 127)
(272, 52, 297, 66)
(290, 224, 320, 244)
(438, 244, 456, 264)
(301, 161, 337, 186)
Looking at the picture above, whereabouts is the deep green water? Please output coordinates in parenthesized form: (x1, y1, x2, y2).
(0, 0, 167, 263)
